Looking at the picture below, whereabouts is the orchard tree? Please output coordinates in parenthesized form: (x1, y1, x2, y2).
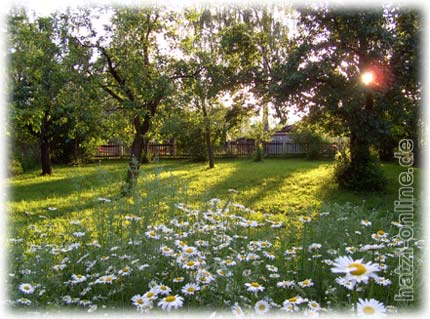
(9, 11, 72, 175)
(270, 6, 419, 191)
(74, 7, 200, 192)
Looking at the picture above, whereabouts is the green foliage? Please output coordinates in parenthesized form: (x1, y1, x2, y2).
(9, 159, 24, 176)
(335, 147, 387, 192)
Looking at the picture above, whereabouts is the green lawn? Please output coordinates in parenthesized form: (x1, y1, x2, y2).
(7, 158, 423, 313)
(8, 158, 419, 231)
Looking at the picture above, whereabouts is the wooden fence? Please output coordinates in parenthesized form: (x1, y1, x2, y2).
(96, 142, 335, 159)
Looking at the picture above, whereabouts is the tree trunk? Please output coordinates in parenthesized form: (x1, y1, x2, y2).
(349, 128, 370, 169)
(201, 99, 215, 168)
(123, 115, 150, 194)
(40, 137, 52, 176)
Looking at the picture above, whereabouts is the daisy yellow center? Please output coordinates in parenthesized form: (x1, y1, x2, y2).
(76, 275, 82, 278)
(165, 295, 176, 302)
(377, 230, 385, 235)
(179, 241, 186, 246)
(348, 263, 367, 276)
(250, 282, 260, 287)
(187, 287, 195, 292)
(175, 277, 183, 281)
(149, 231, 156, 236)
(311, 303, 318, 308)
(163, 247, 170, 251)
(137, 298, 144, 304)
(187, 261, 195, 267)
(147, 292, 154, 298)
(160, 285, 167, 290)
(258, 304, 266, 311)
(185, 248, 193, 253)
(226, 259, 232, 264)
(23, 285, 31, 290)
(288, 297, 297, 303)
(261, 243, 268, 247)
(106, 276, 112, 281)
(362, 306, 376, 314)
(122, 267, 129, 272)
(303, 217, 310, 221)
(303, 280, 310, 285)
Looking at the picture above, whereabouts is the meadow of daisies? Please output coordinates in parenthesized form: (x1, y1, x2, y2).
(7, 161, 423, 316)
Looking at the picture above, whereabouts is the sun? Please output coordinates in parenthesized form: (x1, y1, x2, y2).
(361, 71, 375, 85)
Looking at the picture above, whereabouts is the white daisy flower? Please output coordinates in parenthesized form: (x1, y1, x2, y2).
(157, 295, 184, 312)
(182, 260, 200, 270)
(145, 230, 160, 239)
(71, 274, 87, 284)
(173, 277, 185, 283)
(375, 277, 392, 286)
(298, 279, 314, 288)
(284, 296, 305, 305)
(182, 246, 199, 256)
(277, 280, 296, 288)
(19, 283, 35, 294)
(156, 284, 172, 296)
(357, 298, 386, 317)
(245, 282, 265, 293)
(263, 251, 276, 260)
(335, 276, 355, 290)
(72, 231, 85, 238)
(266, 265, 278, 272)
(16, 297, 32, 305)
(254, 299, 271, 315)
(331, 256, 380, 284)
(222, 259, 237, 267)
(181, 283, 200, 295)
(232, 302, 245, 317)
(143, 290, 158, 301)
(360, 219, 372, 227)
(131, 294, 151, 308)
(118, 265, 132, 276)
(300, 216, 312, 223)
(308, 300, 321, 311)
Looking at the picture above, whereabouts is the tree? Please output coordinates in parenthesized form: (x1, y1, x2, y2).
(9, 11, 71, 175)
(270, 6, 418, 190)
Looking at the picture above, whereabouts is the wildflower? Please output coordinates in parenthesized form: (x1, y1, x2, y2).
(308, 300, 321, 311)
(223, 259, 237, 267)
(156, 284, 172, 296)
(173, 277, 185, 283)
(72, 232, 85, 238)
(118, 265, 132, 276)
(71, 274, 87, 284)
(181, 283, 200, 296)
(265, 265, 278, 272)
(19, 283, 35, 294)
(277, 280, 295, 288)
(331, 256, 380, 284)
(183, 246, 199, 256)
(308, 243, 322, 251)
(361, 219, 372, 227)
(345, 246, 357, 254)
(160, 246, 174, 256)
(143, 290, 158, 301)
(371, 230, 389, 241)
(300, 216, 312, 223)
(335, 276, 355, 290)
(125, 214, 141, 222)
(357, 298, 386, 317)
(70, 220, 81, 225)
(16, 297, 31, 305)
(62, 295, 72, 304)
(246, 253, 260, 261)
(131, 294, 151, 308)
(298, 279, 314, 288)
(97, 197, 111, 203)
(263, 251, 276, 260)
(158, 295, 184, 312)
(95, 274, 117, 284)
(232, 302, 245, 317)
(182, 260, 200, 270)
(375, 277, 392, 286)
(254, 300, 271, 315)
(245, 282, 265, 293)
(79, 299, 92, 307)
(47, 207, 57, 211)
(145, 230, 160, 239)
